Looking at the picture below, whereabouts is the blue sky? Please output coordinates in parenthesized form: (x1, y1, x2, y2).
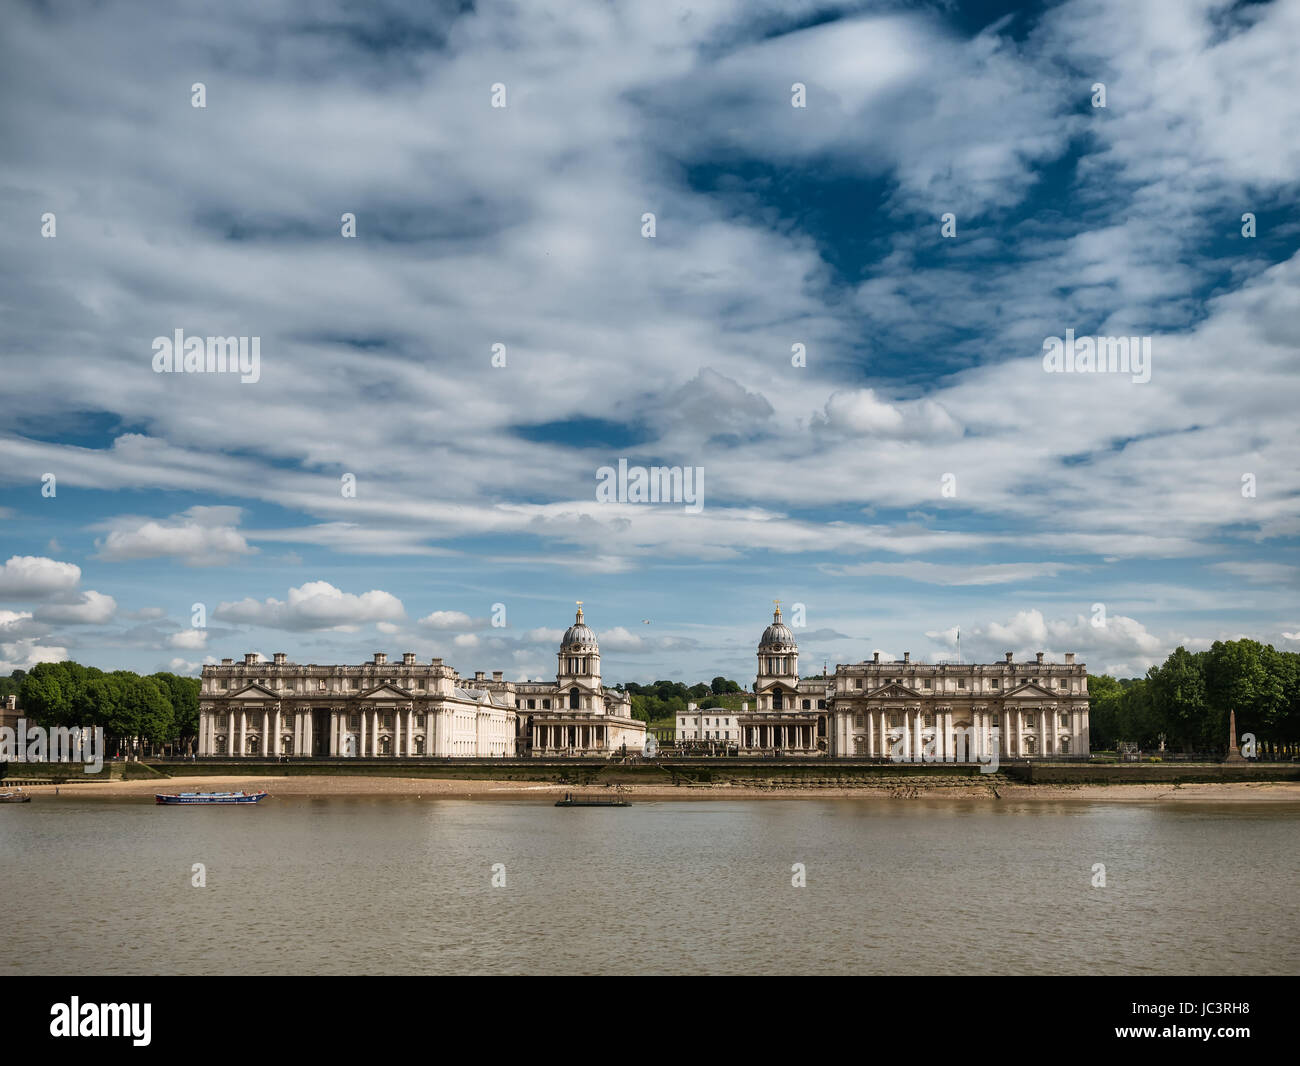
(1, 0, 1298, 684)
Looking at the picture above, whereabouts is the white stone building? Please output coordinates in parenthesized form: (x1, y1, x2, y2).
(676, 703, 742, 745)
(198, 651, 516, 758)
(197, 604, 647, 760)
(829, 651, 1091, 759)
(495, 604, 647, 756)
(738, 604, 831, 754)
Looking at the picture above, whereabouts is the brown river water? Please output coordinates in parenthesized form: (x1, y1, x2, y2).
(3, 794, 1297, 975)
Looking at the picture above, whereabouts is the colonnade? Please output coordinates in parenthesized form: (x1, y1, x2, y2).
(831, 705, 1086, 758)
(742, 722, 817, 751)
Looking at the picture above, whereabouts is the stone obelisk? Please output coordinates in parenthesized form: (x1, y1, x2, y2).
(1223, 708, 1246, 763)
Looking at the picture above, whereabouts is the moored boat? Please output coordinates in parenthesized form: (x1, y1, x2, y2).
(554, 792, 630, 808)
(155, 790, 268, 805)
(0, 790, 32, 803)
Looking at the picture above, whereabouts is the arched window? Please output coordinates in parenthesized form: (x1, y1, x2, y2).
(569, 687, 580, 710)
(773, 692, 784, 710)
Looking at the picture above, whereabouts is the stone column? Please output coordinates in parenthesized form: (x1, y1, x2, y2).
(1038, 709, 1047, 757)
(261, 710, 268, 756)
(238, 710, 247, 757)
(372, 710, 379, 756)
(360, 711, 367, 758)
(271, 709, 280, 757)
(406, 710, 414, 758)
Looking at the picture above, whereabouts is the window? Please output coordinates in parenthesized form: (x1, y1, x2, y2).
(802, 699, 811, 709)
(958, 679, 966, 689)
(924, 679, 932, 689)
(990, 679, 1000, 689)
(527, 699, 535, 709)
(543, 699, 551, 709)
(855, 679, 863, 689)
(318, 680, 326, 691)
(1060, 713, 1069, 727)
(853, 715, 864, 728)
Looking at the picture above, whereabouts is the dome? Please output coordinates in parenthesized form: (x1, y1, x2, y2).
(562, 604, 599, 649)
(759, 604, 797, 650)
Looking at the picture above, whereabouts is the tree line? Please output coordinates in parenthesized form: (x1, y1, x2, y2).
(1088, 639, 1300, 753)
(617, 677, 745, 722)
(10, 661, 200, 757)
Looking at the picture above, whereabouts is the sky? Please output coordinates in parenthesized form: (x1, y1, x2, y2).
(1, 0, 1298, 686)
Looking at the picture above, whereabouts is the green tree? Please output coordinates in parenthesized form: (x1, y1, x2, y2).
(150, 672, 200, 749)
(1148, 646, 1208, 749)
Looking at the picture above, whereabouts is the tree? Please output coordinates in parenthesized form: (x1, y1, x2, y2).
(1148, 646, 1208, 749)
(150, 672, 200, 749)
(1204, 639, 1286, 744)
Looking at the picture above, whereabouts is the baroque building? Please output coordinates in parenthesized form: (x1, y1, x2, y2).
(495, 604, 647, 756)
(196, 603, 647, 759)
(829, 650, 1091, 758)
(198, 651, 516, 757)
(737, 603, 831, 754)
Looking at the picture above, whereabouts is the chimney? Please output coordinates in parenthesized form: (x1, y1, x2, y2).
(244, 652, 257, 665)
(873, 651, 880, 663)
(273, 652, 286, 665)
(431, 657, 443, 666)
(687, 702, 697, 711)
(1065, 652, 1075, 665)
(1036, 651, 1044, 664)
(741, 701, 749, 711)
(1005, 652, 1013, 662)
(403, 652, 416, 665)
(492, 671, 503, 682)
(373, 652, 387, 665)
(5, 694, 14, 711)
(903, 651, 910, 663)
(222, 658, 233, 666)
(474, 671, 485, 681)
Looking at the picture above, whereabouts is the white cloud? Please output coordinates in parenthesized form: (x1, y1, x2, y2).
(418, 610, 477, 630)
(94, 506, 255, 565)
(0, 639, 68, 673)
(828, 561, 1080, 586)
(0, 556, 81, 600)
(167, 628, 208, 649)
(33, 590, 117, 625)
(215, 581, 405, 632)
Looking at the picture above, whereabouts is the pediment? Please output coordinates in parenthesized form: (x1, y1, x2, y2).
(358, 684, 414, 700)
(1003, 682, 1058, 699)
(870, 683, 919, 698)
(228, 683, 278, 699)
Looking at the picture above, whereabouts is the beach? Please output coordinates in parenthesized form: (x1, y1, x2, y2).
(13, 775, 1300, 803)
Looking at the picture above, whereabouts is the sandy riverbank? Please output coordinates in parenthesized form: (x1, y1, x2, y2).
(11, 775, 1300, 803)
